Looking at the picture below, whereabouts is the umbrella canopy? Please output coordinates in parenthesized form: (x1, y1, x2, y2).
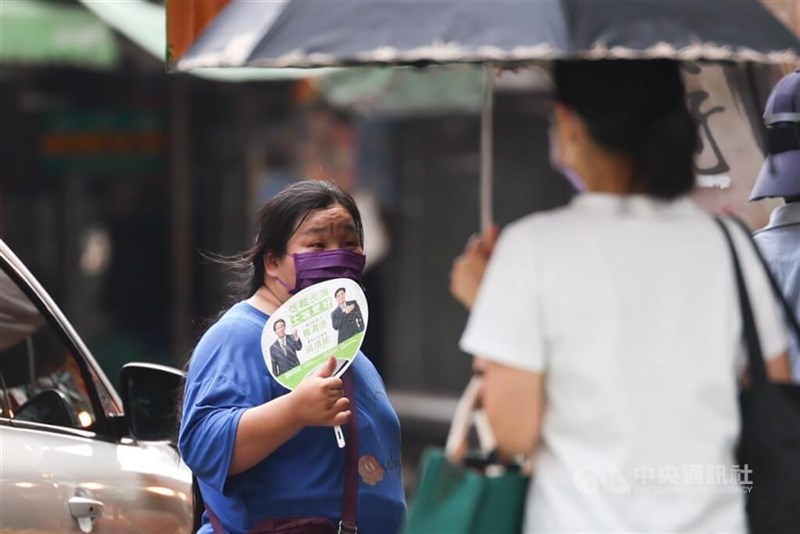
(0, 0, 118, 69)
(177, 0, 800, 70)
(173, 0, 800, 230)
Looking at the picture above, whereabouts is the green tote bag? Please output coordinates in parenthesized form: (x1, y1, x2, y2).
(403, 377, 530, 534)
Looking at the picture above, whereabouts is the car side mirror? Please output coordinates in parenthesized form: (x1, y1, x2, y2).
(15, 389, 79, 428)
(120, 363, 185, 442)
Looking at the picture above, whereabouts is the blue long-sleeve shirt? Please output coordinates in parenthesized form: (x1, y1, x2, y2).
(179, 301, 405, 533)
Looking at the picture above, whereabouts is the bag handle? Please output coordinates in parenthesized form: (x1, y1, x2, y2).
(444, 375, 497, 460)
(445, 375, 534, 476)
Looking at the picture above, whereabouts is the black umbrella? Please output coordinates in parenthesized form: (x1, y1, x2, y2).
(178, 0, 799, 68)
(176, 0, 800, 227)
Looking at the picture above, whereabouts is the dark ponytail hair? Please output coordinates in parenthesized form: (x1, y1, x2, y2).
(221, 180, 364, 301)
(639, 104, 698, 199)
(555, 60, 698, 200)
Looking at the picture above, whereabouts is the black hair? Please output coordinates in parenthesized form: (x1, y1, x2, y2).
(554, 60, 698, 200)
(335, 287, 346, 297)
(223, 180, 364, 301)
(273, 319, 286, 331)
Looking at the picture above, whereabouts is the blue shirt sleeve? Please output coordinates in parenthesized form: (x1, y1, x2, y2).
(179, 314, 272, 494)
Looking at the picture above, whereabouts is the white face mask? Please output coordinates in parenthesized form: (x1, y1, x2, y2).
(548, 124, 586, 192)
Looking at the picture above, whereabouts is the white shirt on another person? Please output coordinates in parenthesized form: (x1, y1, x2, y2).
(461, 193, 788, 533)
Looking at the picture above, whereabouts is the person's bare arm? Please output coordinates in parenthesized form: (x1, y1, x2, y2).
(738, 351, 791, 387)
(229, 357, 350, 475)
(766, 352, 792, 382)
(474, 357, 544, 458)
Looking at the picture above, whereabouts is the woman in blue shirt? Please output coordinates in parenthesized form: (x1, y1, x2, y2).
(179, 180, 405, 533)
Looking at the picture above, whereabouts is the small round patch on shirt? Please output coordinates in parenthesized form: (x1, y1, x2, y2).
(358, 455, 385, 486)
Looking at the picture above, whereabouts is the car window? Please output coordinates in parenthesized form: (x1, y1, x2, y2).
(0, 270, 96, 429)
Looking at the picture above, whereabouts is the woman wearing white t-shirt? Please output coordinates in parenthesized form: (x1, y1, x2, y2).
(454, 60, 792, 533)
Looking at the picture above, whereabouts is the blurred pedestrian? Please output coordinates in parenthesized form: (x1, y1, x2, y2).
(179, 180, 405, 533)
(453, 60, 792, 532)
(750, 69, 800, 382)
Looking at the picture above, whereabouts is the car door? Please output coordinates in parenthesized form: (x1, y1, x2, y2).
(0, 424, 67, 532)
(0, 241, 193, 533)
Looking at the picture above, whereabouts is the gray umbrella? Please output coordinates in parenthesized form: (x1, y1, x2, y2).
(178, 0, 799, 68)
(176, 0, 800, 227)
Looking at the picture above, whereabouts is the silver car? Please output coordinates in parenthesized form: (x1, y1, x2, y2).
(0, 240, 194, 533)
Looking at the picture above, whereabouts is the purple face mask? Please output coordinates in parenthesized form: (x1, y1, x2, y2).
(277, 249, 366, 294)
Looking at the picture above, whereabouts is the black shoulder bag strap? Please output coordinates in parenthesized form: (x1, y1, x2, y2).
(713, 217, 769, 385)
(728, 217, 800, 351)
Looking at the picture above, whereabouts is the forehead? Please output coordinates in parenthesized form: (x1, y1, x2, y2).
(295, 205, 357, 234)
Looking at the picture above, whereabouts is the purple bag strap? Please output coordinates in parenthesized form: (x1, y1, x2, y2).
(205, 371, 360, 534)
(341, 370, 359, 533)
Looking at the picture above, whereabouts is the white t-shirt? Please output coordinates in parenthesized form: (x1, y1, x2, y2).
(460, 193, 788, 533)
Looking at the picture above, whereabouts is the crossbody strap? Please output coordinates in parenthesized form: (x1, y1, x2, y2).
(340, 371, 359, 534)
(729, 217, 800, 353)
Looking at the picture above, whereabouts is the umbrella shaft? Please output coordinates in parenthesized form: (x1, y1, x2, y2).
(481, 64, 494, 231)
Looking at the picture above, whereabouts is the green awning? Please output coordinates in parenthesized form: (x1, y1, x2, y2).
(0, 0, 118, 69)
